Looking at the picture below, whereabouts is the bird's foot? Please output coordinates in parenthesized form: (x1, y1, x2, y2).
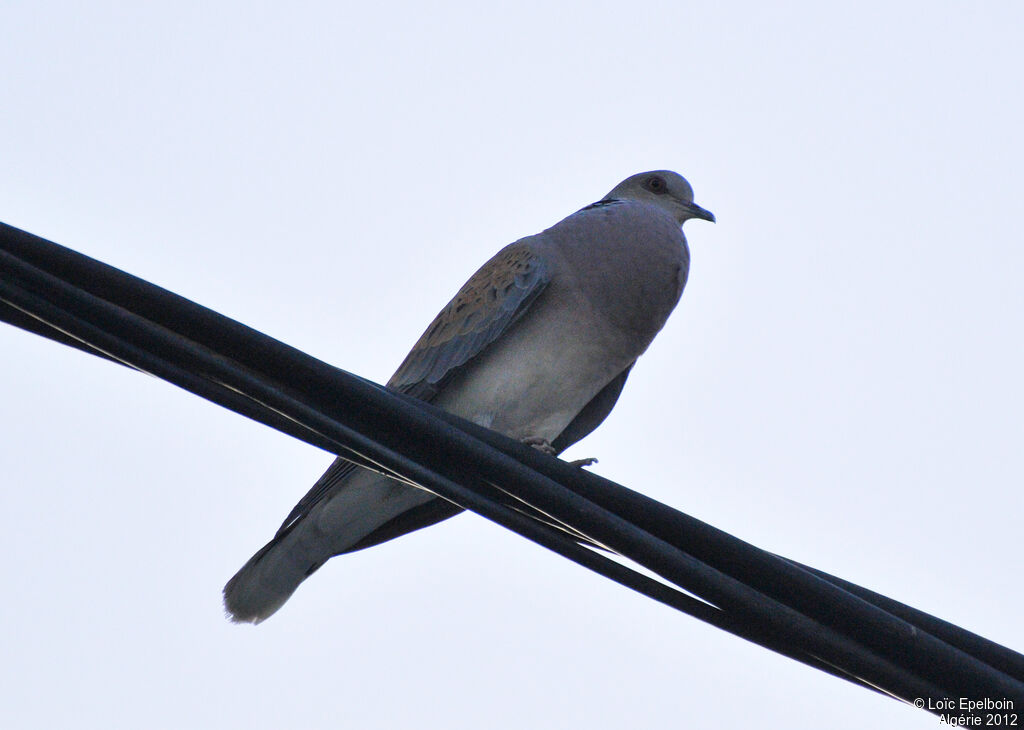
(521, 436, 557, 456)
(521, 437, 597, 468)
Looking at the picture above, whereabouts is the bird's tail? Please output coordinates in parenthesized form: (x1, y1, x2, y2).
(223, 471, 443, 623)
(223, 530, 322, 624)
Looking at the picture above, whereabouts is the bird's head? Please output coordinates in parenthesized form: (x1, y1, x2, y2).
(605, 170, 715, 227)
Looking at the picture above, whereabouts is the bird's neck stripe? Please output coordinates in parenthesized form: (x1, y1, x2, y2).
(578, 198, 623, 213)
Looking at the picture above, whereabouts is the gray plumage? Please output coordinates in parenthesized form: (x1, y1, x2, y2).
(224, 170, 714, 623)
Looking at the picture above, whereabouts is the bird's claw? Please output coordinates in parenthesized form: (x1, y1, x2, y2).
(521, 437, 597, 468)
(521, 436, 557, 455)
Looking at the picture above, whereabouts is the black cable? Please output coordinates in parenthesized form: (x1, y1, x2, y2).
(3, 221, 1022, 717)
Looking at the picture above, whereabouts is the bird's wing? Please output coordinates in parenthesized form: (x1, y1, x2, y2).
(273, 241, 551, 537)
(387, 240, 550, 398)
(551, 363, 633, 452)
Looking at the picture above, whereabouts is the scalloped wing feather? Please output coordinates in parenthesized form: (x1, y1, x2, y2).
(388, 241, 550, 391)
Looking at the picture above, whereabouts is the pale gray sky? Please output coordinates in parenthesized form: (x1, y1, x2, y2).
(2, 2, 1022, 728)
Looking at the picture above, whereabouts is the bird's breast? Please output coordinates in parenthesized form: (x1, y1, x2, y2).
(547, 202, 689, 343)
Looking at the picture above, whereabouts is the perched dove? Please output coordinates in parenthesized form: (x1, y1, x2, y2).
(224, 170, 714, 623)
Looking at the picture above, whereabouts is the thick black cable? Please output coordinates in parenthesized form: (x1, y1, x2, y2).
(3, 221, 1022, 715)
(0, 222, 1011, 704)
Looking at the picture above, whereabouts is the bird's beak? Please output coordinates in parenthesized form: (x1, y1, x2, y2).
(682, 201, 716, 223)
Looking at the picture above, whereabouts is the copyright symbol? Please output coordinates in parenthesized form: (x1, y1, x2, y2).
(914, 698, 925, 709)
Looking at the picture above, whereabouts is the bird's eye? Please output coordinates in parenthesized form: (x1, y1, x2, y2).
(646, 176, 667, 194)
